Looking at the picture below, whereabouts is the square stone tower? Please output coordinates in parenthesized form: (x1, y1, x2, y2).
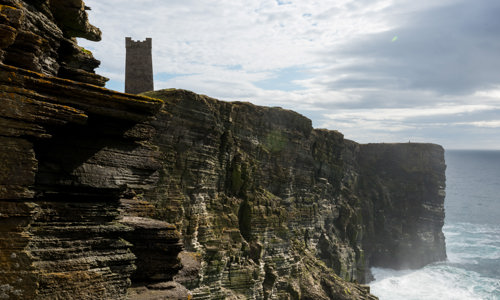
(125, 37, 154, 94)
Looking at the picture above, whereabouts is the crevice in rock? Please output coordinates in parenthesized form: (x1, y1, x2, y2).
(238, 199, 252, 242)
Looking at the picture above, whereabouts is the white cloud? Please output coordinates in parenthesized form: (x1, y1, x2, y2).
(81, 0, 399, 77)
(323, 104, 495, 123)
(79, 0, 500, 149)
(458, 121, 500, 128)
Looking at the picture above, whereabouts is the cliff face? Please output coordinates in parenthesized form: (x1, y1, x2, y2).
(1, 1, 446, 299)
(0, 61, 170, 299)
(141, 90, 368, 299)
(141, 89, 447, 299)
(0, 1, 183, 299)
(356, 144, 447, 269)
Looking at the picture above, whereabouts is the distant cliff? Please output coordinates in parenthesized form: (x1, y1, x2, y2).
(357, 143, 447, 270)
(0, 1, 445, 299)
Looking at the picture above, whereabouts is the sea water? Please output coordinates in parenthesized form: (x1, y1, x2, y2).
(370, 150, 500, 300)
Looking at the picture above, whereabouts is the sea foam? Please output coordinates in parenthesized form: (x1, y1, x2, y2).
(370, 222, 500, 300)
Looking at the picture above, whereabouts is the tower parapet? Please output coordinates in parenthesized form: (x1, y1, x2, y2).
(125, 37, 154, 94)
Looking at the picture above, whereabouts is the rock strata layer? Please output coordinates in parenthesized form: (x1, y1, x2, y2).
(0, 1, 182, 299)
(0, 60, 167, 299)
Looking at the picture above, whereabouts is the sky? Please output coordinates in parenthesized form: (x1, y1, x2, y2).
(79, 0, 500, 150)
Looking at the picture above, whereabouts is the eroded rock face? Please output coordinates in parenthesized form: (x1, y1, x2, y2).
(0, 67, 446, 299)
(120, 216, 183, 283)
(0, 61, 165, 299)
(0, 1, 176, 298)
(142, 89, 447, 299)
(143, 89, 369, 299)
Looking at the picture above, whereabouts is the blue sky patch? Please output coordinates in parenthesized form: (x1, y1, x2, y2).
(254, 67, 310, 91)
(105, 79, 124, 93)
(155, 72, 193, 82)
(276, 0, 292, 5)
(225, 64, 243, 71)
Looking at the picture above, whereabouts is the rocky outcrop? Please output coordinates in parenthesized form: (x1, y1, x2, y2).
(0, 0, 107, 85)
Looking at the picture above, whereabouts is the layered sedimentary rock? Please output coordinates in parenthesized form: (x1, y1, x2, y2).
(141, 89, 447, 299)
(0, 1, 184, 299)
(121, 216, 183, 283)
(142, 89, 370, 299)
(0, 60, 167, 299)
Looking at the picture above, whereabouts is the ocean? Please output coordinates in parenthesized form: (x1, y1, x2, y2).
(370, 150, 500, 300)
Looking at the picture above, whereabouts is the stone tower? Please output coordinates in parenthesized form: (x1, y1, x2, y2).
(125, 37, 154, 94)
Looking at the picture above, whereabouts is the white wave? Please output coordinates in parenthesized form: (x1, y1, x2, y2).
(370, 265, 499, 300)
(444, 222, 500, 264)
(370, 221, 500, 300)
(443, 222, 500, 236)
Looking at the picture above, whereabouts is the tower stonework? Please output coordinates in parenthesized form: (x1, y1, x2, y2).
(125, 37, 154, 94)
